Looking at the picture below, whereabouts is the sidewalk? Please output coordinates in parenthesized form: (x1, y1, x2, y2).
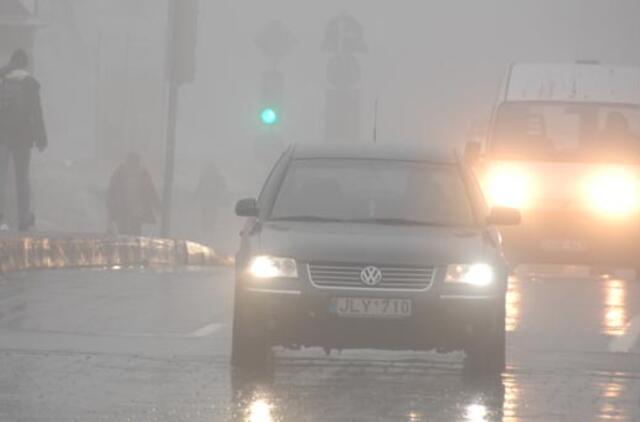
(0, 231, 233, 274)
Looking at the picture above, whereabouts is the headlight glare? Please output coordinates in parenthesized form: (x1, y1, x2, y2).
(445, 263, 494, 287)
(249, 256, 298, 279)
(483, 164, 531, 210)
(585, 168, 640, 217)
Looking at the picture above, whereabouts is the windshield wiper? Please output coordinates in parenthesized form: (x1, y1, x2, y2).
(270, 215, 346, 223)
(348, 218, 453, 227)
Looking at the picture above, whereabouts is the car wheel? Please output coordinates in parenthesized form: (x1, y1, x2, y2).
(465, 301, 506, 376)
(231, 287, 270, 370)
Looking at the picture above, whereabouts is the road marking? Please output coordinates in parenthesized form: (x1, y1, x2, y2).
(189, 322, 225, 338)
(609, 314, 640, 353)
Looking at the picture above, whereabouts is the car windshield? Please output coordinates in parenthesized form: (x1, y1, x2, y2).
(491, 103, 640, 159)
(269, 159, 475, 226)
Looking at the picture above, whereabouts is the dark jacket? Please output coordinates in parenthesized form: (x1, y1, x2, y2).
(0, 69, 47, 149)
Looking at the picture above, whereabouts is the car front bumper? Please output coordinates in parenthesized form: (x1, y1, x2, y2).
(239, 282, 503, 352)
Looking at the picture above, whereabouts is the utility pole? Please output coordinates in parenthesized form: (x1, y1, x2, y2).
(160, 79, 179, 238)
(160, 0, 198, 237)
(373, 98, 379, 143)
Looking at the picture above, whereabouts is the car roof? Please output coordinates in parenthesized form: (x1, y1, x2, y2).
(290, 142, 458, 164)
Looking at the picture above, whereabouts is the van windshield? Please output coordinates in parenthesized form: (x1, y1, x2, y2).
(491, 103, 640, 160)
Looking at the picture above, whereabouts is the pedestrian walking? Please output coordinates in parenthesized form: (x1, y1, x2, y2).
(0, 49, 47, 231)
(107, 152, 161, 236)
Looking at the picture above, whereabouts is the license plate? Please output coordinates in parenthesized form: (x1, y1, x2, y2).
(330, 297, 412, 319)
(541, 239, 588, 252)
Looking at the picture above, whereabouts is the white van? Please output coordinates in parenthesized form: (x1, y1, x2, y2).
(473, 61, 640, 272)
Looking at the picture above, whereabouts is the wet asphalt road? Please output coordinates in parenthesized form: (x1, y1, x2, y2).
(1, 267, 640, 421)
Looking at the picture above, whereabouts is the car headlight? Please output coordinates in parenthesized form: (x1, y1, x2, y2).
(248, 256, 298, 279)
(482, 164, 532, 210)
(445, 263, 494, 287)
(585, 167, 640, 218)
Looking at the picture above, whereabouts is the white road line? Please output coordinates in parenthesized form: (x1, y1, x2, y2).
(189, 322, 226, 338)
(609, 314, 640, 353)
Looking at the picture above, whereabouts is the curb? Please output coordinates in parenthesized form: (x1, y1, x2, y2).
(0, 234, 234, 274)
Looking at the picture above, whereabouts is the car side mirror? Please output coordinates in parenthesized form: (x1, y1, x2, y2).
(487, 207, 521, 226)
(235, 198, 259, 217)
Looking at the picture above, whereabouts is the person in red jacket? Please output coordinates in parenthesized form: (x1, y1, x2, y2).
(107, 153, 160, 236)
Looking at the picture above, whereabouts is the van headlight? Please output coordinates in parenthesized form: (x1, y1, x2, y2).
(483, 164, 532, 210)
(249, 256, 298, 279)
(585, 168, 640, 218)
(445, 263, 494, 287)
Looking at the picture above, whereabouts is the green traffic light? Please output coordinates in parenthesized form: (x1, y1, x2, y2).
(260, 108, 278, 125)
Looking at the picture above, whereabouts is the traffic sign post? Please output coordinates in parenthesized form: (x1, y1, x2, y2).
(254, 21, 295, 164)
(323, 12, 366, 143)
(161, 0, 198, 237)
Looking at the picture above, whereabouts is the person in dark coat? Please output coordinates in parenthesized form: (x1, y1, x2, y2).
(0, 50, 47, 231)
(107, 152, 161, 236)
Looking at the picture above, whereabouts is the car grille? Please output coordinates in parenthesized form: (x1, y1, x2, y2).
(308, 263, 436, 291)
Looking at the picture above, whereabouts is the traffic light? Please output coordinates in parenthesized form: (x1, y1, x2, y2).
(260, 107, 278, 126)
(260, 70, 284, 127)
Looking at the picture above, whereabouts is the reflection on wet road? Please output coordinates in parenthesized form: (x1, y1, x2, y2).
(233, 365, 640, 421)
(1, 268, 640, 421)
(230, 353, 640, 421)
(603, 279, 627, 337)
(231, 357, 507, 421)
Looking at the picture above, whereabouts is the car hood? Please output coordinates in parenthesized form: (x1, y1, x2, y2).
(257, 221, 500, 266)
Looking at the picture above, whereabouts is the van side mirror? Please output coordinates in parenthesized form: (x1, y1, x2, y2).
(235, 198, 259, 217)
(463, 142, 483, 165)
(487, 207, 521, 226)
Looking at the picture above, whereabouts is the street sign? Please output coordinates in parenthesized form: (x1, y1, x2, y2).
(322, 12, 367, 55)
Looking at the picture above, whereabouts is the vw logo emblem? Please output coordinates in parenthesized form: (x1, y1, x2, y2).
(360, 266, 383, 286)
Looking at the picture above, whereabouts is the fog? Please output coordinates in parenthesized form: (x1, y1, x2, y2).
(3, 0, 640, 249)
(5, 3, 640, 420)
